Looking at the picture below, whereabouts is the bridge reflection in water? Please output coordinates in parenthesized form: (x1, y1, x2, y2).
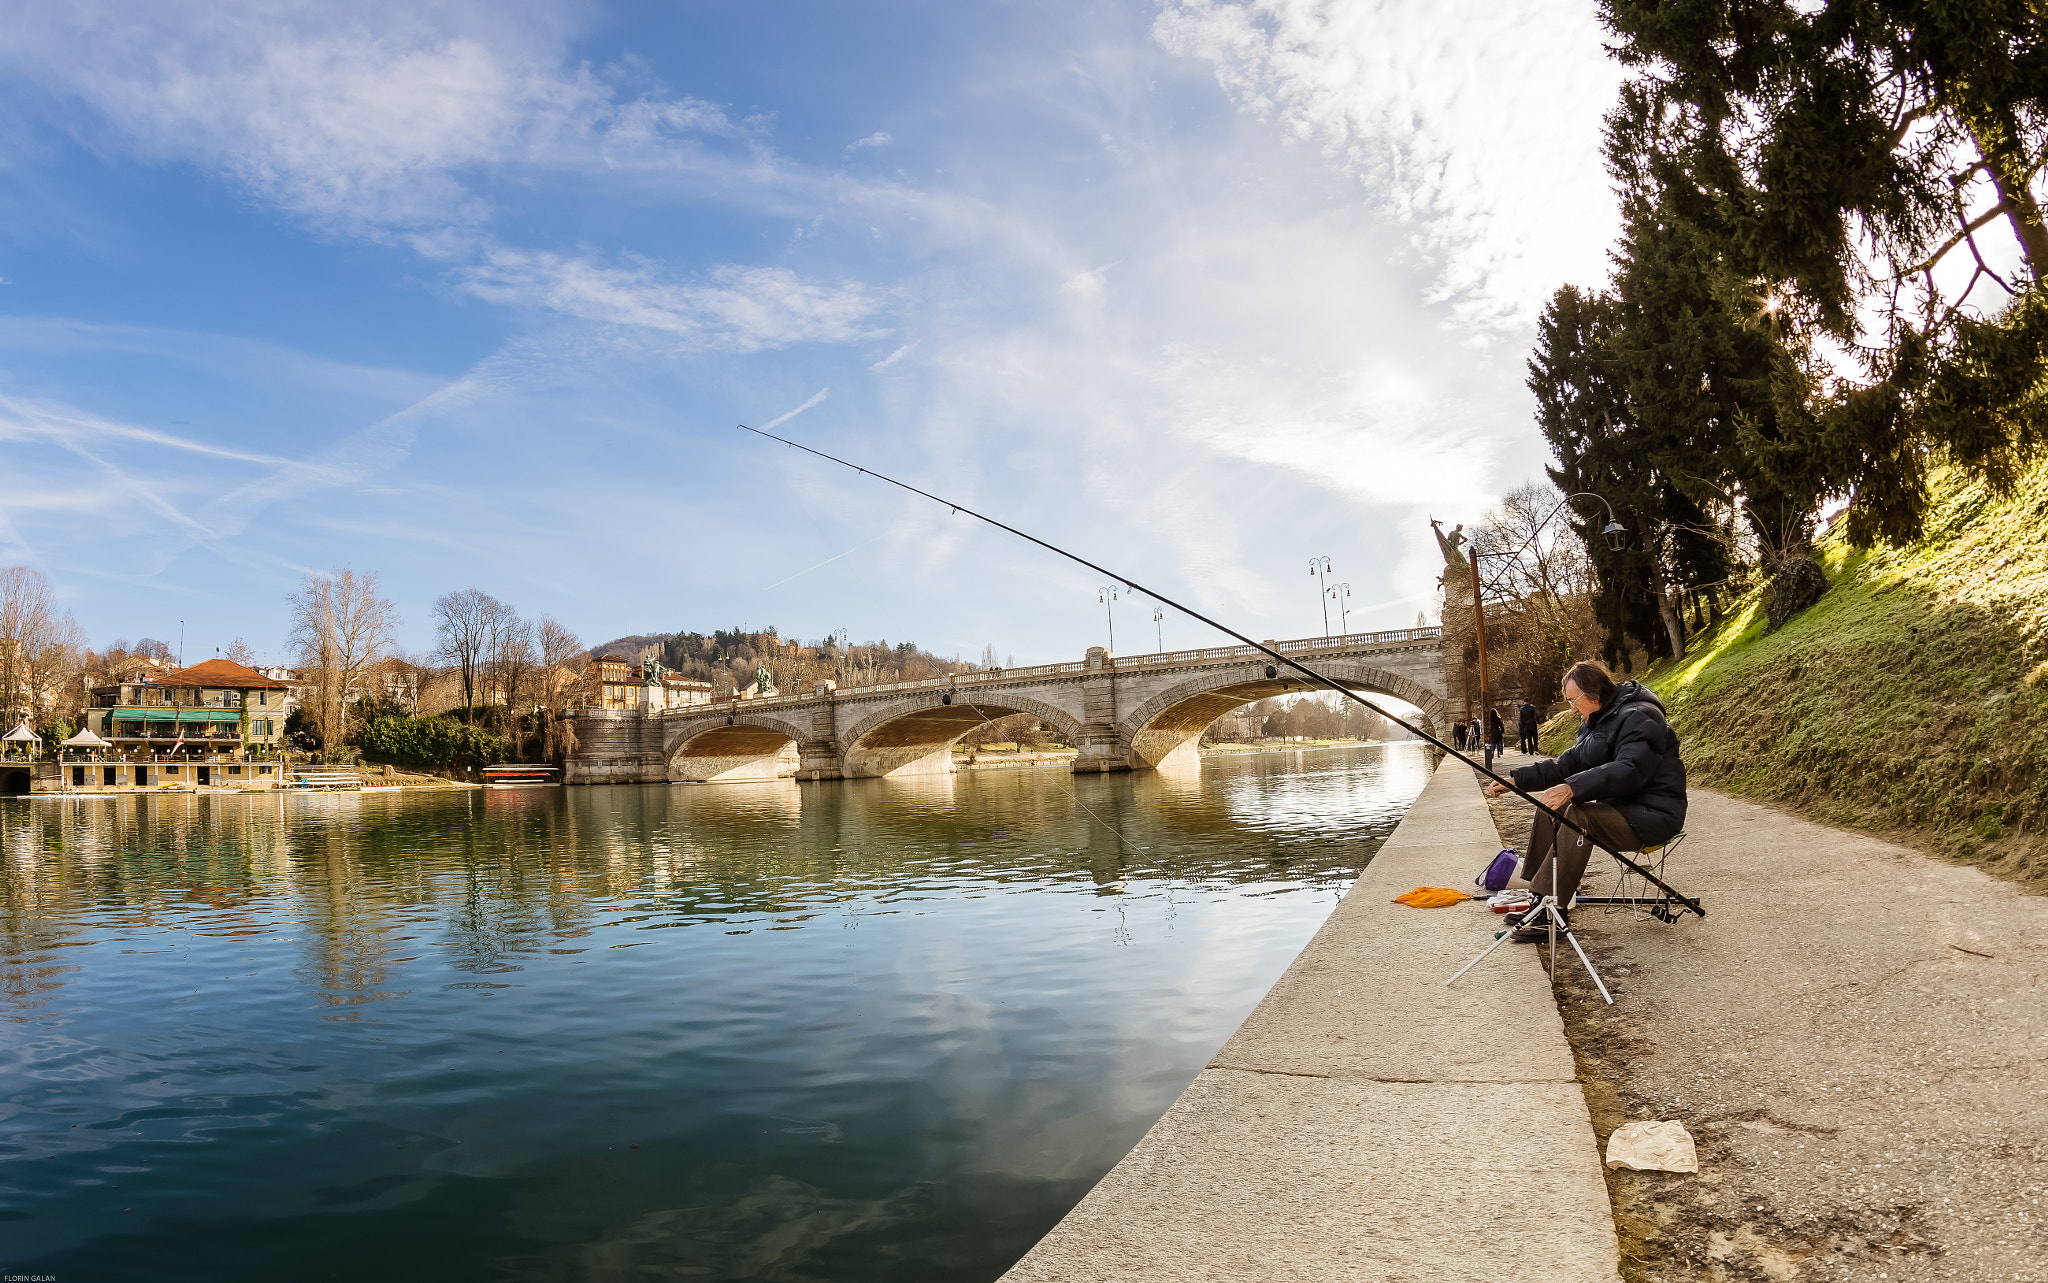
(571, 628, 1447, 785)
(1, 744, 1436, 1282)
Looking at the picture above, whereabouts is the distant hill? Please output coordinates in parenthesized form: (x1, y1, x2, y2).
(588, 634, 670, 660)
(1568, 460, 2048, 889)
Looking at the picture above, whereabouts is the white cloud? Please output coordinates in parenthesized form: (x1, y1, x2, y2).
(846, 131, 893, 153)
(1059, 265, 1112, 299)
(454, 250, 885, 352)
(1155, 0, 1623, 338)
(1, 2, 607, 230)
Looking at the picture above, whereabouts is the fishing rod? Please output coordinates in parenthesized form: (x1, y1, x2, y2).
(738, 423, 1705, 920)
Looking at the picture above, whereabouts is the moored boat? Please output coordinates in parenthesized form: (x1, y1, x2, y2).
(482, 764, 561, 789)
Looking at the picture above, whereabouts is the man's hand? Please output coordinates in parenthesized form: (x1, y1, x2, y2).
(1488, 779, 1576, 809)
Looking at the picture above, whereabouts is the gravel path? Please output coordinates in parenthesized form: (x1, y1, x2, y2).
(1479, 767, 2046, 1282)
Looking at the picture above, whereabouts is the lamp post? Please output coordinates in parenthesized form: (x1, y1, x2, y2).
(1096, 586, 1120, 652)
(1328, 583, 1352, 636)
(1152, 605, 1164, 653)
(1308, 557, 1334, 637)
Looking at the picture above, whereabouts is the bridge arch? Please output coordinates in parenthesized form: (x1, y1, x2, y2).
(662, 710, 810, 782)
(835, 690, 1087, 778)
(1116, 660, 1447, 769)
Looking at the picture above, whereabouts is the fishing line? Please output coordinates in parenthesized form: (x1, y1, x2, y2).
(738, 423, 1704, 919)
(958, 696, 1138, 859)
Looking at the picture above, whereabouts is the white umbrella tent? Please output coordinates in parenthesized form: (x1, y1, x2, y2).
(2, 721, 41, 756)
(61, 727, 111, 752)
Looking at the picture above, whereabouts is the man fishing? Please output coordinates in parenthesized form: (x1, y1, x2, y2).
(1486, 661, 1687, 942)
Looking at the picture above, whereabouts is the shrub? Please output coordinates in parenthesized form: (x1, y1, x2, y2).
(360, 715, 509, 772)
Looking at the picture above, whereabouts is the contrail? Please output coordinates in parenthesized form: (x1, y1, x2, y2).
(762, 537, 880, 591)
(761, 388, 828, 431)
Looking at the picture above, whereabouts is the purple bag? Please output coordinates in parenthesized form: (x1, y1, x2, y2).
(1476, 848, 1519, 893)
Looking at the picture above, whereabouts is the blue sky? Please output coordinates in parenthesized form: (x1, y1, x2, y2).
(0, 0, 1623, 666)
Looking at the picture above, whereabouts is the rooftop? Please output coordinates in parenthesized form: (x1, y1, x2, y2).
(99, 657, 294, 692)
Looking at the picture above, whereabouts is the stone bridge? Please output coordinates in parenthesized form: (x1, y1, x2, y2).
(565, 628, 1446, 784)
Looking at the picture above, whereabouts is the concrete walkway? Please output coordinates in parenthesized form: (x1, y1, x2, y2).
(1538, 787, 2048, 1281)
(1003, 754, 1619, 1282)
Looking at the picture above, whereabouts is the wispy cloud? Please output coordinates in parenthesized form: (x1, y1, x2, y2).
(454, 251, 885, 351)
(1155, 0, 1622, 337)
(845, 131, 893, 153)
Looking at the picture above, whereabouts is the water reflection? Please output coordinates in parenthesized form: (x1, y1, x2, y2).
(1, 743, 1432, 1281)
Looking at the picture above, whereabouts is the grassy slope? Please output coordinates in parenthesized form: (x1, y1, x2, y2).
(1615, 460, 2048, 888)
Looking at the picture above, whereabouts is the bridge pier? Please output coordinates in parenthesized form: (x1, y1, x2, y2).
(1073, 646, 1132, 773)
(797, 740, 844, 780)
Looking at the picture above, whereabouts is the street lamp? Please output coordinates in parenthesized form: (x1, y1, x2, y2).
(1308, 557, 1334, 637)
(1097, 585, 1120, 652)
(1152, 604, 1164, 653)
(1328, 583, 1352, 635)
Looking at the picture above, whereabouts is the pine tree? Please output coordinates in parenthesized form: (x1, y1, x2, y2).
(1602, 0, 2048, 543)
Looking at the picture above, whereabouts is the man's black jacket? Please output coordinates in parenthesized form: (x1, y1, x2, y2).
(1508, 680, 1687, 846)
(1517, 702, 1539, 736)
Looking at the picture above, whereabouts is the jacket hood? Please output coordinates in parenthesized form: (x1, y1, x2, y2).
(1605, 679, 1666, 716)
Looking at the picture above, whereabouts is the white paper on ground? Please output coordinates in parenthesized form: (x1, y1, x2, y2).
(1603, 1120, 1699, 1172)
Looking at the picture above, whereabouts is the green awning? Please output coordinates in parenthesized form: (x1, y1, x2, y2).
(108, 708, 243, 724)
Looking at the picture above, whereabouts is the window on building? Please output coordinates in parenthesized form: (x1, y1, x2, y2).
(228, 764, 242, 775)
(166, 765, 180, 775)
(259, 691, 268, 706)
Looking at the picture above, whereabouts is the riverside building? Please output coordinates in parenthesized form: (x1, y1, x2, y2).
(36, 657, 300, 791)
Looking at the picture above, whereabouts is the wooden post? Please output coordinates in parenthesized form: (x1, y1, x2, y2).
(1469, 547, 1491, 735)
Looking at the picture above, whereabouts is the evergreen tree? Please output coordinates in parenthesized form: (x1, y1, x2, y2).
(1602, 0, 2048, 544)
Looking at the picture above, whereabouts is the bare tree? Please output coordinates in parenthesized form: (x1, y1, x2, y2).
(0, 567, 85, 730)
(288, 567, 400, 754)
(27, 614, 86, 730)
(1472, 484, 1603, 709)
(432, 589, 508, 722)
(536, 614, 585, 763)
(225, 637, 259, 666)
(489, 610, 535, 753)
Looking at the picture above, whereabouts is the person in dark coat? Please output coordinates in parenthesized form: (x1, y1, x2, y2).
(1485, 707, 1504, 759)
(1452, 720, 1467, 751)
(1516, 698, 1540, 754)
(1486, 660, 1686, 940)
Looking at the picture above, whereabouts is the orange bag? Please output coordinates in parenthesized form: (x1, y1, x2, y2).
(1392, 886, 1470, 908)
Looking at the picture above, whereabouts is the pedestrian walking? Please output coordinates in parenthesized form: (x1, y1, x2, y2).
(1486, 707, 1505, 758)
(1517, 698, 1540, 755)
(1452, 720, 1467, 751)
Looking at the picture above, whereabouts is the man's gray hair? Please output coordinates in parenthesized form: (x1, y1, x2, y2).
(1563, 660, 1618, 706)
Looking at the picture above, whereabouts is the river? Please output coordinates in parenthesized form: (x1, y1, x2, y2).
(1, 742, 1434, 1281)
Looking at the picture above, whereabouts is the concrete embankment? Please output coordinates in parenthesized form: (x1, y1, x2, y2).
(1003, 754, 1618, 1282)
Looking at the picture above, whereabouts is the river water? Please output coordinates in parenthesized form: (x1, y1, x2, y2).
(1, 742, 1434, 1282)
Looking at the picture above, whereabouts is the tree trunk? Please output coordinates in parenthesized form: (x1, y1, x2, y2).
(1968, 114, 2048, 280)
(1659, 587, 1687, 662)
